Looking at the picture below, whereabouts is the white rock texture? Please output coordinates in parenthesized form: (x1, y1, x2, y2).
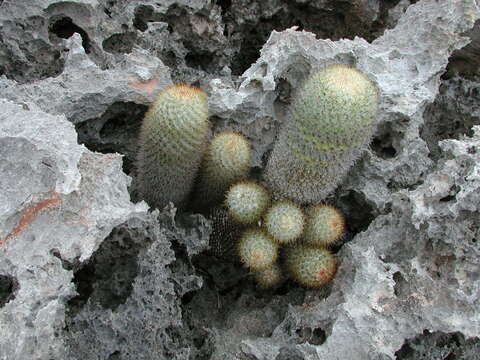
(1, 0, 480, 359)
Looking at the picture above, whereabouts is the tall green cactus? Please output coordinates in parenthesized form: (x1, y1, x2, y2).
(265, 65, 378, 204)
(136, 84, 210, 210)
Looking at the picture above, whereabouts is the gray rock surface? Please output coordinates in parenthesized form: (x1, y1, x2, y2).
(1, 0, 480, 359)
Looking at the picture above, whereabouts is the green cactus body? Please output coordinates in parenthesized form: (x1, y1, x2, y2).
(254, 263, 284, 288)
(225, 181, 270, 224)
(304, 204, 345, 247)
(285, 245, 337, 288)
(238, 228, 278, 270)
(265, 65, 378, 204)
(137, 84, 209, 210)
(194, 131, 251, 208)
(264, 201, 305, 244)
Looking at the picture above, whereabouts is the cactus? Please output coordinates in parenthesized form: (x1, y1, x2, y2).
(193, 131, 251, 208)
(225, 181, 270, 224)
(285, 245, 337, 288)
(136, 84, 209, 210)
(265, 65, 378, 204)
(207, 206, 243, 259)
(237, 228, 278, 270)
(304, 204, 345, 247)
(264, 201, 305, 244)
(254, 263, 284, 288)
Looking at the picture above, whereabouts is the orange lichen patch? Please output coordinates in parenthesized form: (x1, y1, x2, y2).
(129, 78, 159, 93)
(0, 193, 62, 247)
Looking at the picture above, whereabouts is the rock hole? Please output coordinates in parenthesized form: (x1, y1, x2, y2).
(133, 5, 153, 32)
(102, 32, 136, 54)
(75, 102, 148, 175)
(0, 274, 19, 307)
(337, 190, 376, 237)
(185, 50, 216, 72)
(421, 77, 480, 160)
(49, 16, 92, 53)
(393, 271, 408, 297)
(275, 346, 304, 360)
(66, 225, 146, 316)
(395, 331, 480, 360)
(107, 351, 121, 360)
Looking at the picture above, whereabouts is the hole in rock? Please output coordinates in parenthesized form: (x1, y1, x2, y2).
(107, 351, 121, 360)
(225, 1, 401, 75)
(275, 347, 305, 360)
(393, 271, 408, 297)
(133, 5, 154, 32)
(75, 102, 148, 175)
(216, 0, 232, 15)
(421, 77, 480, 160)
(395, 331, 480, 360)
(0, 274, 19, 307)
(296, 327, 327, 346)
(185, 51, 216, 72)
(67, 225, 147, 315)
(372, 131, 397, 159)
(49, 16, 92, 53)
(337, 190, 376, 237)
(102, 32, 136, 54)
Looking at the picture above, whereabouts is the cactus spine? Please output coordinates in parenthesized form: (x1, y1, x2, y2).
(264, 201, 305, 244)
(254, 263, 284, 288)
(225, 181, 270, 224)
(238, 228, 278, 270)
(194, 131, 251, 208)
(265, 65, 378, 204)
(136, 84, 209, 210)
(285, 245, 337, 288)
(304, 204, 345, 247)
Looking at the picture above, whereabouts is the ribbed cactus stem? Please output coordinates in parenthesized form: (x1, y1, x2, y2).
(136, 84, 209, 210)
(194, 131, 251, 208)
(265, 65, 378, 204)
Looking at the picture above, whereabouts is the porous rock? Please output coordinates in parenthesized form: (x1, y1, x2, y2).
(1, 0, 480, 359)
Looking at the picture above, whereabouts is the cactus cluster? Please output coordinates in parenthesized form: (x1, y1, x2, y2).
(136, 64, 378, 289)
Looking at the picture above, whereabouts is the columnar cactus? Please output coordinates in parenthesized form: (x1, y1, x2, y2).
(265, 65, 378, 204)
(136, 84, 210, 210)
(194, 131, 251, 208)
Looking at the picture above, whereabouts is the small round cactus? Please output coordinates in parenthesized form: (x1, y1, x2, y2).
(254, 263, 284, 288)
(225, 181, 270, 224)
(207, 207, 243, 259)
(238, 228, 278, 270)
(264, 201, 305, 244)
(304, 204, 345, 247)
(285, 245, 337, 288)
(194, 131, 251, 208)
(136, 83, 209, 210)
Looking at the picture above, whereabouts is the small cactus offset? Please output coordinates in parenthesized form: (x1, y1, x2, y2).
(285, 245, 337, 288)
(254, 263, 284, 288)
(264, 201, 305, 245)
(237, 228, 278, 270)
(225, 181, 270, 224)
(304, 204, 345, 248)
(265, 65, 378, 204)
(207, 206, 243, 259)
(194, 131, 251, 208)
(136, 84, 210, 210)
